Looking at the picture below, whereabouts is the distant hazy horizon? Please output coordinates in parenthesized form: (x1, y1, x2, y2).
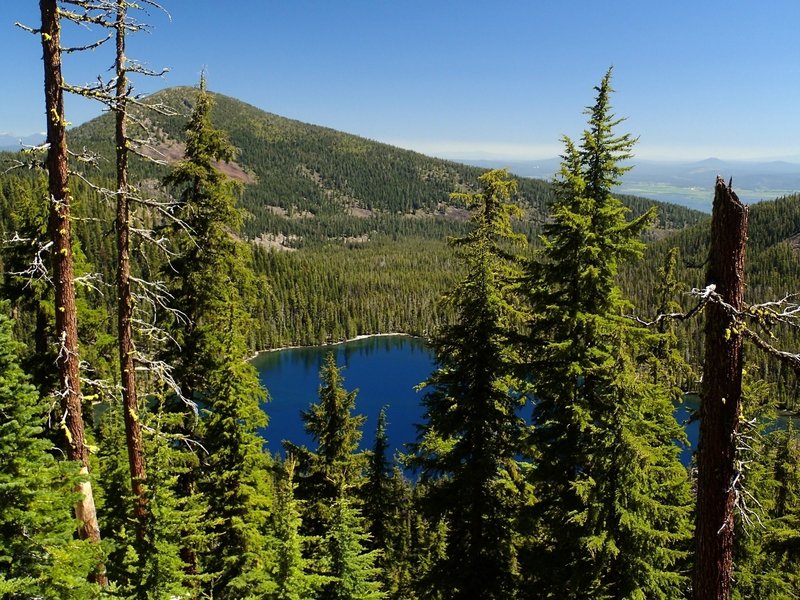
(3, 106, 800, 167)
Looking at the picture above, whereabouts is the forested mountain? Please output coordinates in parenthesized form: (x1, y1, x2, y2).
(65, 86, 704, 244)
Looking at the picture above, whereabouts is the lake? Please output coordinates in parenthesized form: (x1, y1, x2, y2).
(252, 334, 701, 465)
(252, 335, 435, 460)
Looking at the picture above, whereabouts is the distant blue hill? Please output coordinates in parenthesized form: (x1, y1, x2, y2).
(456, 157, 800, 212)
(0, 132, 46, 151)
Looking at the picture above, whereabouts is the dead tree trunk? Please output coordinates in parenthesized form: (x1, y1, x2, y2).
(693, 177, 748, 600)
(114, 0, 148, 542)
(39, 0, 107, 586)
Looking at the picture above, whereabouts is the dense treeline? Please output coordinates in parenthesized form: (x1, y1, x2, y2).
(1, 6, 799, 597)
(250, 238, 459, 348)
(0, 155, 709, 355)
(621, 192, 800, 410)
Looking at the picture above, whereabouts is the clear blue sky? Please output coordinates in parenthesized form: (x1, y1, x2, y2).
(1, 1, 798, 161)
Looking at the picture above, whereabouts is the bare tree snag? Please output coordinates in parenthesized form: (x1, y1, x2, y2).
(39, 0, 107, 585)
(693, 177, 749, 600)
(114, 0, 148, 542)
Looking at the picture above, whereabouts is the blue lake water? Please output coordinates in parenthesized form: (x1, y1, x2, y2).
(252, 335, 435, 459)
(252, 335, 701, 465)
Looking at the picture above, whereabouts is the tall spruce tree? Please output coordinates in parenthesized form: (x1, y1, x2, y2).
(286, 353, 383, 597)
(523, 69, 692, 599)
(0, 311, 100, 598)
(163, 80, 275, 599)
(363, 408, 416, 599)
(269, 457, 329, 600)
(410, 168, 528, 599)
(162, 76, 257, 400)
(322, 496, 385, 600)
(287, 352, 368, 535)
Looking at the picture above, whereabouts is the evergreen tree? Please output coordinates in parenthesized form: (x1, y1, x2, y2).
(136, 399, 211, 600)
(0, 176, 57, 395)
(162, 76, 260, 402)
(287, 352, 368, 535)
(270, 457, 330, 600)
(322, 496, 385, 600)
(363, 408, 416, 599)
(523, 69, 692, 599)
(382, 470, 420, 600)
(411, 168, 528, 599)
(731, 381, 800, 599)
(761, 421, 800, 596)
(200, 315, 274, 598)
(286, 353, 380, 598)
(96, 393, 206, 599)
(0, 311, 100, 598)
(95, 403, 138, 587)
(405, 482, 448, 600)
(364, 407, 392, 554)
(163, 80, 275, 599)
(648, 246, 695, 391)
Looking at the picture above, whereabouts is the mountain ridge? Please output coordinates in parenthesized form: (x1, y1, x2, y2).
(60, 85, 706, 246)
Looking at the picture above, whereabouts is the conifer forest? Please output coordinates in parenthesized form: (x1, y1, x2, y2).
(2, 2, 800, 599)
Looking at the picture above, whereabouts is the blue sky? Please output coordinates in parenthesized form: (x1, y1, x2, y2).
(1, 1, 798, 161)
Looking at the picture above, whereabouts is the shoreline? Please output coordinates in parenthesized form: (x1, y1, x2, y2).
(249, 332, 423, 360)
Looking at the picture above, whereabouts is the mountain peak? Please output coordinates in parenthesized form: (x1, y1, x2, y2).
(58, 85, 706, 245)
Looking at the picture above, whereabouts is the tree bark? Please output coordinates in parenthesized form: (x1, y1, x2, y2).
(114, 0, 148, 541)
(693, 177, 748, 600)
(39, 0, 106, 586)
